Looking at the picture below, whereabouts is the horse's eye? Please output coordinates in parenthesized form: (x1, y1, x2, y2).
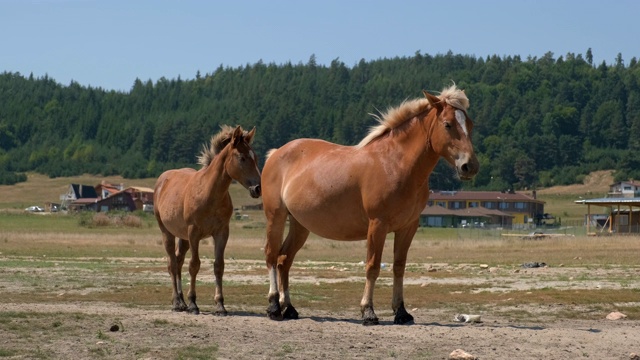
(444, 122, 452, 129)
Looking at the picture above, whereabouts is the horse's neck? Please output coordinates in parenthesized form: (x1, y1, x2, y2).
(197, 147, 232, 200)
(387, 117, 440, 184)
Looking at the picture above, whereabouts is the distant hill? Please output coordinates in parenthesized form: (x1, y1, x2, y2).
(536, 170, 613, 197)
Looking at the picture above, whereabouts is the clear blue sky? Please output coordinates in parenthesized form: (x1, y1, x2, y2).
(1, 0, 638, 92)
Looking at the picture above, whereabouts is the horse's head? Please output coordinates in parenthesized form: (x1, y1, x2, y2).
(423, 89, 479, 181)
(226, 126, 262, 198)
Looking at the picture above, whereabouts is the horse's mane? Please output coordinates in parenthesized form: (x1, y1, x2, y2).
(198, 125, 249, 168)
(356, 84, 469, 148)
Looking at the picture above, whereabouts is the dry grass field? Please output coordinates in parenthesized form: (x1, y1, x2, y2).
(1, 171, 639, 359)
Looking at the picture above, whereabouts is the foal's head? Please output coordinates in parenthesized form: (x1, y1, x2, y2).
(424, 87, 479, 181)
(199, 125, 262, 198)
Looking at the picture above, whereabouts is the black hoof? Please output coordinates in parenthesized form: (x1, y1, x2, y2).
(267, 302, 283, 321)
(268, 311, 283, 321)
(172, 302, 188, 312)
(282, 305, 299, 320)
(189, 308, 200, 315)
(214, 309, 228, 316)
(393, 311, 414, 325)
(362, 317, 380, 326)
(393, 303, 414, 325)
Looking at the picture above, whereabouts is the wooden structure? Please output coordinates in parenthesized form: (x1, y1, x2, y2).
(575, 197, 640, 234)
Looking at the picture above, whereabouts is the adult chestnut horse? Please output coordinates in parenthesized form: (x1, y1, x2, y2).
(262, 85, 478, 325)
(154, 125, 261, 315)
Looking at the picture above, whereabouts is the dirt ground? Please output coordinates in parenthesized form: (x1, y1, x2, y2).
(2, 257, 639, 360)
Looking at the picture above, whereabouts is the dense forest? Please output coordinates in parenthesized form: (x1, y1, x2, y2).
(1, 49, 639, 190)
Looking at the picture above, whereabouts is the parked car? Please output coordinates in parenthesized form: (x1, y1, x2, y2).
(24, 206, 44, 212)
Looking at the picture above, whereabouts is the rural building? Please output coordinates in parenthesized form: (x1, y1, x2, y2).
(60, 181, 154, 213)
(421, 190, 544, 228)
(575, 180, 640, 234)
(608, 180, 640, 198)
(60, 184, 99, 211)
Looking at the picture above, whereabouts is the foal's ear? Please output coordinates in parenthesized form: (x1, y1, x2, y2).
(231, 125, 244, 147)
(423, 90, 443, 112)
(245, 126, 256, 144)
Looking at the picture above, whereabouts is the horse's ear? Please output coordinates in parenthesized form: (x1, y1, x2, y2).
(245, 126, 256, 144)
(423, 90, 443, 112)
(231, 125, 243, 147)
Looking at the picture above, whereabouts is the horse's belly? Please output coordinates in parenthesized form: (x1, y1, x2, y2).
(289, 206, 369, 240)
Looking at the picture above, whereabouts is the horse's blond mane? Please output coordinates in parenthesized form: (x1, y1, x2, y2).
(356, 84, 469, 148)
(198, 125, 250, 168)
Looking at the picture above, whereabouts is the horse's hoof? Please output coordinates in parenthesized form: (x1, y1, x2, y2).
(188, 306, 200, 315)
(282, 305, 299, 320)
(393, 304, 414, 324)
(362, 317, 380, 326)
(266, 300, 282, 321)
(393, 313, 414, 325)
(172, 304, 188, 312)
(214, 309, 228, 316)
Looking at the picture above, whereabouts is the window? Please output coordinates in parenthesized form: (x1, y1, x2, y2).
(515, 202, 526, 209)
(469, 202, 479, 208)
(452, 201, 462, 209)
(499, 202, 508, 210)
(437, 201, 446, 207)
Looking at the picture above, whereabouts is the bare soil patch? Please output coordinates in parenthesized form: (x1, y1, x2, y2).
(2, 253, 640, 359)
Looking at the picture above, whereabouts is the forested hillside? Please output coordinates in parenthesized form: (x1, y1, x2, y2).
(1, 49, 639, 190)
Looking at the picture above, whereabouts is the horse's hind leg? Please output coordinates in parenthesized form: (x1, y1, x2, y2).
(264, 203, 288, 321)
(175, 238, 190, 311)
(277, 216, 310, 320)
(162, 229, 187, 312)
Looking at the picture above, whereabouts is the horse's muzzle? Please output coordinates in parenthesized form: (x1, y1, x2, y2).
(249, 184, 261, 198)
(457, 156, 479, 181)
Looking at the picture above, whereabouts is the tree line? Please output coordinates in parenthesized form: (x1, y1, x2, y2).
(1, 49, 639, 190)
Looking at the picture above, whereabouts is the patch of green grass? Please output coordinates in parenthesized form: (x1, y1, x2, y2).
(176, 344, 219, 360)
(0, 348, 18, 357)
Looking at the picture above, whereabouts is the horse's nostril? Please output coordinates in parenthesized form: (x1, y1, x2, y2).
(255, 185, 261, 196)
(461, 163, 469, 173)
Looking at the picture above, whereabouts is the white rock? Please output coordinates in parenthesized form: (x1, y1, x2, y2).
(449, 348, 477, 359)
(606, 311, 627, 320)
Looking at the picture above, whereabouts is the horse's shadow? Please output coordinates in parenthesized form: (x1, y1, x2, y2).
(195, 311, 602, 333)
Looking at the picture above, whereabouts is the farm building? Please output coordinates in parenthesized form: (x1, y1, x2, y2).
(575, 180, 640, 234)
(60, 182, 154, 212)
(421, 190, 544, 228)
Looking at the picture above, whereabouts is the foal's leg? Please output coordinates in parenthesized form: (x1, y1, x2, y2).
(277, 216, 310, 319)
(360, 219, 388, 325)
(211, 226, 230, 316)
(175, 238, 190, 310)
(264, 207, 288, 321)
(162, 229, 187, 311)
(391, 221, 418, 325)
(186, 227, 202, 314)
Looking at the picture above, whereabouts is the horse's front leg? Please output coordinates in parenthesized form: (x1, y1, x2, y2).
(186, 228, 202, 314)
(360, 219, 388, 325)
(212, 227, 229, 316)
(391, 221, 418, 325)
